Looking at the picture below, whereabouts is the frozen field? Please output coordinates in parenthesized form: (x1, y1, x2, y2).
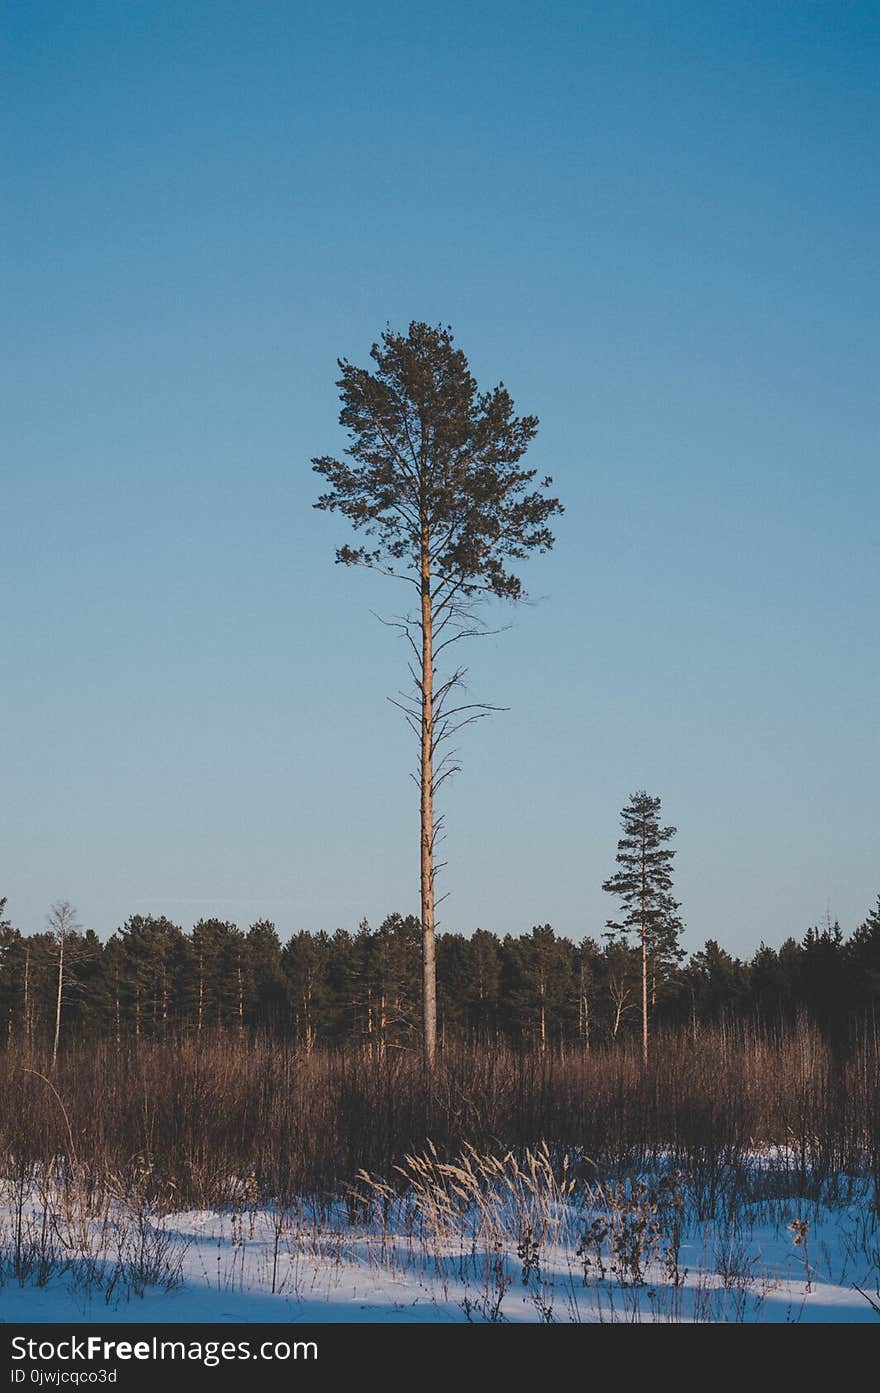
(2, 1148, 879, 1324)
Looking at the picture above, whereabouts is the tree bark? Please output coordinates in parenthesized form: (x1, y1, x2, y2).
(420, 523, 437, 1073)
(641, 826, 649, 1067)
(52, 929, 64, 1070)
(579, 957, 590, 1051)
(641, 933, 648, 1067)
(197, 954, 204, 1038)
(23, 948, 30, 1046)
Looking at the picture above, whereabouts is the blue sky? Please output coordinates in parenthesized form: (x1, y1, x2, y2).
(2, 1, 878, 955)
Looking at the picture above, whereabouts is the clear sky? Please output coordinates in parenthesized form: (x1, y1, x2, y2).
(2, 1, 878, 957)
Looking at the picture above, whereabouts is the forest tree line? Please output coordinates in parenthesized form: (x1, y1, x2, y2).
(1, 894, 879, 1054)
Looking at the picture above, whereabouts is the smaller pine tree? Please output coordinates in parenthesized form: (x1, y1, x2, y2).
(602, 791, 684, 1065)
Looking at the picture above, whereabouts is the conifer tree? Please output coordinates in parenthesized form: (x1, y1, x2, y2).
(602, 792, 684, 1064)
(189, 919, 243, 1034)
(503, 924, 574, 1051)
(246, 919, 288, 1030)
(283, 930, 332, 1051)
(466, 928, 503, 1042)
(114, 914, 184, 1040)
(849, 894, 880, 1007)
(0, 899, 23, 1044)
(313, 322, 562, 1071)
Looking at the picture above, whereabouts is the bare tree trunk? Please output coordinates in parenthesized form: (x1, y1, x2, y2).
(641, 828, 649, 1067)
(197, 954, 204, 1038)
(52, 930, 64, 1070)
(641, 933, 648, 1067)
(612, 992, 624, 1039)
(23, 948, 30, 1046)
(305, 981, 314, 1055)
(579, 957, 590, 1052)
(420, 523, 437, 1074)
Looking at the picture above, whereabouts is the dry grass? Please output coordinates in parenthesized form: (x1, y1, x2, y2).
(1, 1021, 877, 1211)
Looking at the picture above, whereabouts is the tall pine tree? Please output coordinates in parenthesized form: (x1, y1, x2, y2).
(602, 791, 684, 1064)
(312, 321, 562, 1071)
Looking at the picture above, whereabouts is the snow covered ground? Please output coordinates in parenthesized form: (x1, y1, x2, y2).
(2, 1152, 879, 1323)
